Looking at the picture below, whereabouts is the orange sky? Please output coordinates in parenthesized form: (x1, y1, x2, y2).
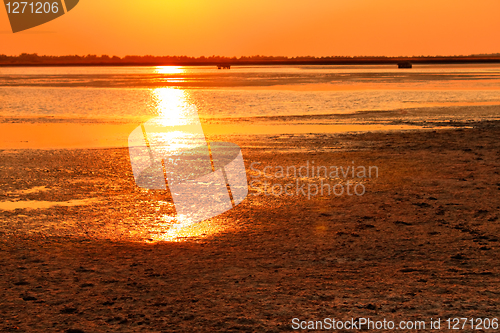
(1, 0, 500, 57)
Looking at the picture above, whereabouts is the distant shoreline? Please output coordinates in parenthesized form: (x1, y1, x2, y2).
(1, 57, 500, 67)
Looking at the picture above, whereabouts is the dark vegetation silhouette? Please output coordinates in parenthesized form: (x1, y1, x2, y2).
(1, 53, 500, 66)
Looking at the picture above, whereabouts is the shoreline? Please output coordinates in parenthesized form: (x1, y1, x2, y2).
(2, 57, 500, 67)
(0, 121, 465, 150)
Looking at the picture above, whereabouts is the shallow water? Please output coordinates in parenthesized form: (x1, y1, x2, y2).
(1, 65, 499, 126)
(0, 198, 99, 210)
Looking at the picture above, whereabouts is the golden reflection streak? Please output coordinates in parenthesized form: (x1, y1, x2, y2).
(147, 88, 206, 153)
(149, 215, 227, 242)
(145, 87, 225, 242)
(151, 87, 192, 126)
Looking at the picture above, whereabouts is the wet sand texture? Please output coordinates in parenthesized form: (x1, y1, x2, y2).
(0, 122, 499, 332)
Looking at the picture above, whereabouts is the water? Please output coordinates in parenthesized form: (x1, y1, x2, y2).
(1, 64, 500, 127)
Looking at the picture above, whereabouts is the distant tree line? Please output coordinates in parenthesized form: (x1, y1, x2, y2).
(1, 53, 500, 66)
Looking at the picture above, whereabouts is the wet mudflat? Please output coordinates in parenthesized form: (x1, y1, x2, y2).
(0, 122, 499, 332)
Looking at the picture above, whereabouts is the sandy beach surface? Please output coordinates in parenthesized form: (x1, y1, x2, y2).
(1, 121, 500, 332)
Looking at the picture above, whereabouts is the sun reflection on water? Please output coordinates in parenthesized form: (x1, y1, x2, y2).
(151, 87, 195, 126)
(141, 87, 227, 242)
(154, 66, 185, 75)
(145, 87, 207, 155)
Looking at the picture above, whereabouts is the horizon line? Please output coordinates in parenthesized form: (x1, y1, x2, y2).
(2, 53, 500, 59)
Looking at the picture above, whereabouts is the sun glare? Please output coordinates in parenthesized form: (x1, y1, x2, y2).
(148, 87, 206, 150)
(149, 214, 228, 242)
(151, 87, 194, 126)
(154, 66, 185, 75)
